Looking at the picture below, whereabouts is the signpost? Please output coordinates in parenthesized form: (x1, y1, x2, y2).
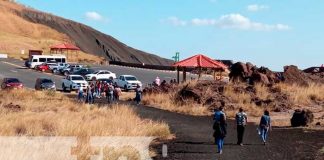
(172, 52, 180, 62)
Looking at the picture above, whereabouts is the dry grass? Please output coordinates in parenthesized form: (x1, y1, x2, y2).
(223, 84, 263, 117)
(0, 1, 105, 64)
(142, 93, 210, 116)
(0, 89, 171, 159)
(275, 83, 324, 105)
(0, 89, 171, 137)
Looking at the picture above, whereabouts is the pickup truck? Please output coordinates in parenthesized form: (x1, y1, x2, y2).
(50, 63, 69, 74)
(61, 75, 88, 92)
(114, 75, 142, 91)
(60, 64, 83, 76)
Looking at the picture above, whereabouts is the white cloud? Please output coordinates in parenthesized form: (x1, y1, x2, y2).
(215, 14, 289, 31)
(162, 17, 187, 26)
(164, 14, 290, 31)
(191, 18, 216, 26)
(247, 4, 269, 12)
(85, 11, 104, 21)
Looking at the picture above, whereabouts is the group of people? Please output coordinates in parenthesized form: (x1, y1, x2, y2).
(77, 80, 122, 104)
(213, 107, 271, 154)
(153, 76, 177, 87)
(77, 80, 143, 105)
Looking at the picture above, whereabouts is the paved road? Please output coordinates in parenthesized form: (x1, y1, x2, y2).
(0, 58, 210, 89)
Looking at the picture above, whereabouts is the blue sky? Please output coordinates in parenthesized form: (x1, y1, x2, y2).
(17, 0, 324, 71)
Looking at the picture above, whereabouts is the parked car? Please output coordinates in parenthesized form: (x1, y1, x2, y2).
(1, 78, 24, 89)
(35, 63, 50, 72)
(61, 75, 88, 92)
(73, 68, 95, 77)
(85, 70, 116, 81)
(113, 75, 142, 91)
(35, 78, 56, 90)
(60, 64, 83, 76)
(24, 60, 31, 68)
(50, 63, 69, 74)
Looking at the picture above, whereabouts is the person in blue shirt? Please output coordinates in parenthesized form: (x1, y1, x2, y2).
(259, 110, 271, 145)
(213, 106, 227, 154)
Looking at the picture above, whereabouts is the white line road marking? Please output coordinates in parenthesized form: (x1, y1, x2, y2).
(10, 70, 18, 73)
(1, 61, 22, 68)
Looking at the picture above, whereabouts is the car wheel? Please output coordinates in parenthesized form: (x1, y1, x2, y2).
(124, 85, 128, 92)
(64, 71, 69, 76)
(109, 77, 113, 80)
(62, 84, 66, 92)
(52, 69, 57, 74)
(69, 85, 72, 93)
(92, 77, 96, 81)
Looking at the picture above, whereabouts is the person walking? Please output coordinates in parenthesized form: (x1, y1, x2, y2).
(154, 76, 160, 86)
(77, 85, 84, 102)
(86, 84, 93, 104)
(90, 82, 96, 104)
(135, 84, 142, 105)
(259, 110, 271, 145)
(213, 107, 227, 154)
(113, 85, 122, 103)
(235, 108, 248, 146)
(107, 83, 114, 104)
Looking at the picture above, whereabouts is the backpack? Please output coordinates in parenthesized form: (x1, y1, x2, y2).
(236, 113, 246, 125)
(213, 121, 225, 138)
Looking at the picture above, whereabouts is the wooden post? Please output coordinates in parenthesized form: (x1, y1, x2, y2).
(198, 67, 202, 79)
(182, 67, 187, 82)
(213, 69, 216, 80)
(177, 66, 180, 84)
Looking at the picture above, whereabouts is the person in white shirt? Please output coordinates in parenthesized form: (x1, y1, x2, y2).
(155, 76, 161, 86)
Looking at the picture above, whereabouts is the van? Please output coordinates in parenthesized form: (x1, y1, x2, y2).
(29, 55, 67, 68)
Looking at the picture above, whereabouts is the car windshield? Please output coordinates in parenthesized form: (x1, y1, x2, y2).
(125, 76, 137, 81)
(93, 71, 99, 74)
(7, 78, 20, 83)
(71, 76, 84, 81)
(42, 79, 53, 83)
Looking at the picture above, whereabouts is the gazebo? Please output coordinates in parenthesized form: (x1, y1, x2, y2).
(173, 54, 228, 83)
(50, 43, 80, 59)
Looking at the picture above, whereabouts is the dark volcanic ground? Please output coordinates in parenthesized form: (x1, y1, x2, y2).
(131, 104, 324, 160)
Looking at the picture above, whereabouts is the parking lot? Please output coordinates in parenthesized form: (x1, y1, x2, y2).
(0, 58, 211, 90)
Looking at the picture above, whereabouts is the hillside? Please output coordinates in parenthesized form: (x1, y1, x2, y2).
(0, 0, 173, 65)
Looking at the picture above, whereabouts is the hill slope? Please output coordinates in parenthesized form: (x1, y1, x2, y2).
(0, 0, 173, 65)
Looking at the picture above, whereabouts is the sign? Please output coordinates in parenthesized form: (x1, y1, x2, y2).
(0, 54, 8, 58)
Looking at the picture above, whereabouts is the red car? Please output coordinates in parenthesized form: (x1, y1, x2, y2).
(36, 63, 50, 72)
(1, 78, 24, 89)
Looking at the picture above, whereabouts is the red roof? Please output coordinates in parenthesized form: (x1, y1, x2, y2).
(50, 43, 80, 51)
(173, 54, 227, 69)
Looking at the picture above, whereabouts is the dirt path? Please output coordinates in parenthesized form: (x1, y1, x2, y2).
(131, 104, 324, 160)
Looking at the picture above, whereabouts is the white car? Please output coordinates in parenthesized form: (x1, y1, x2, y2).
(114, 75, 142, 91)
(61, 75, 88, 92)
(85, 70, 116, 81)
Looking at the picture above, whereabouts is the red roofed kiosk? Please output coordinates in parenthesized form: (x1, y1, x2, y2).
(50, 43, 80, 60)
(173, 54, 228, 83)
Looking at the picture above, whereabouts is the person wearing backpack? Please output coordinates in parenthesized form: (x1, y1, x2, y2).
(259, 110, 271, 145)
(235, 108, 248, 146)
(213, 107, 227, 154)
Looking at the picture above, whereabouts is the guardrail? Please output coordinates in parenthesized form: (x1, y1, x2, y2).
(109, 61, 176, 71)
(0, 54, 8, 59)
